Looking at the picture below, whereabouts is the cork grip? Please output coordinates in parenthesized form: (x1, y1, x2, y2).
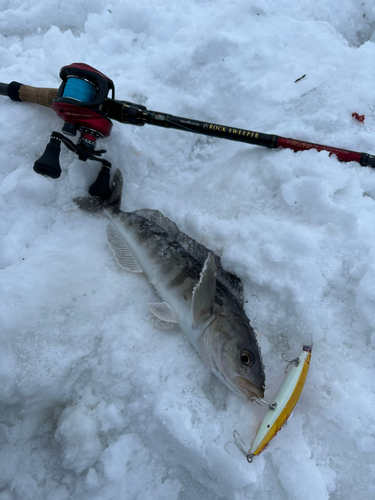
(18, 85, 58, 107)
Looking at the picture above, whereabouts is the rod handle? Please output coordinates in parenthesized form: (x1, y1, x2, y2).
(19, 85, 58, 107)
(2, 81, 58, 107)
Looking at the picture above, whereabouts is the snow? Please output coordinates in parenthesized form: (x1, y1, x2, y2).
(1, 1, 375, 498)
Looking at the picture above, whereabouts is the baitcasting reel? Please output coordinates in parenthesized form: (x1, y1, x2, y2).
(33, 63, 115, 199)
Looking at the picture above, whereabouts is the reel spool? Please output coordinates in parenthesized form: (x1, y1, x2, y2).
(34, 63, 115, 199)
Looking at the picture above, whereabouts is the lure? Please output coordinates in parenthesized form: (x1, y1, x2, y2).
(247, 345, 312, 462)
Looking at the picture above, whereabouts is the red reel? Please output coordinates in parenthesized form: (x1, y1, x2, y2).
(51, 63, 115, 143)
(34, 63, 116, 199)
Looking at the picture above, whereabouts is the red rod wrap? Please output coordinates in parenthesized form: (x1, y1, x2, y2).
(277, 137, 362, 163)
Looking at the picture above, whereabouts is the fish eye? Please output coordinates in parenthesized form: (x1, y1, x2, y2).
(240, 350, 253, 366)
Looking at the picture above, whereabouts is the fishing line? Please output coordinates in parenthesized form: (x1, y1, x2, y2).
(62, 77, 97, 103)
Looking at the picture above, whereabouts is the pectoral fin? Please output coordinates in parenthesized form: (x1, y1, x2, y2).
(148, 302, 179, 323)
(107, 223, 143, 273)
(191, 253, 217, 328)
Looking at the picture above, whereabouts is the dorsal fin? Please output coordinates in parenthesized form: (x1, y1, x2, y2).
(132, 208, 244, 305)
(133, 209, 180, 239)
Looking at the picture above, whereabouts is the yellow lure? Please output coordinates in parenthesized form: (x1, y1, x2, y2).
(247, 345, 312, 461)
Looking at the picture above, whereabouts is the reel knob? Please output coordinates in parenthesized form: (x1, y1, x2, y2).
(33, 136, 62, 179)
(89, 165, 111, 199)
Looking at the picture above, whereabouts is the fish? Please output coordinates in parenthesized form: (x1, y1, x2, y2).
(74, 169, 265, 401)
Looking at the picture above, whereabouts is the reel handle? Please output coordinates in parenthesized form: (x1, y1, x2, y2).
(1, 81, 57, 107)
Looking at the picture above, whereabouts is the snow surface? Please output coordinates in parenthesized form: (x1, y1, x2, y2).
(1, 1, 375, 499)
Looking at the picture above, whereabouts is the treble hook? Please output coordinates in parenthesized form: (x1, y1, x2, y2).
(232, 432, 258, 463)
(281, 352, 300, 373)
(232, 430, 257, 463)
(233, 430, 248, 457)
(258, 398, 277, 410)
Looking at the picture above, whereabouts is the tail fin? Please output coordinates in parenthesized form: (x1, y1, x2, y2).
(74, 168, 123, 214)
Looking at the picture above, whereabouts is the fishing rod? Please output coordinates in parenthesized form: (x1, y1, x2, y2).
(1, 62, 374, 200)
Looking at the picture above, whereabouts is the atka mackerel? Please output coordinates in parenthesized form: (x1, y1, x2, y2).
(75, 169, 312, 461)
(75, 169, 266, 403)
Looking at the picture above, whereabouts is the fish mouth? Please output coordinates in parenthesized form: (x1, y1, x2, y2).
(235, 376, 265, 401)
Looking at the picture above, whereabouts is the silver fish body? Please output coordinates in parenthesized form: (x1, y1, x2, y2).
(74, 169, 265, 401)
